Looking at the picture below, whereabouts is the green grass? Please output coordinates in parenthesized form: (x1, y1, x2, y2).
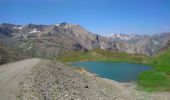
(138, 48, 170, 92)
(56, 49, 151, 63)
(56, 48, 170, 92)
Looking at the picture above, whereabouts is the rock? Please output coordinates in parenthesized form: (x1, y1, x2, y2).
(84, 85, 89, 89)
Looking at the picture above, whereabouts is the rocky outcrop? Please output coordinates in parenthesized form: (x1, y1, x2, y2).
(160, 40, 170, 51)
(166, 40, 170, 47)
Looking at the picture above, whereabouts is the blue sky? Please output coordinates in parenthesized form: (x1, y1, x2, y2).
(0, 0, 170, 35)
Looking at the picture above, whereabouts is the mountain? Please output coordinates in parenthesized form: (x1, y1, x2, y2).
(0, 23, 117, 57)
(109, 33, 170, 56)
(0, 23, 170, 57)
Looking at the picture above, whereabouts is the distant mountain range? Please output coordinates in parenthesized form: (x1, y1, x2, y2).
(0, 23, 170, 57)
(109, 33, 136, 40)
(109, 33, 170, 55)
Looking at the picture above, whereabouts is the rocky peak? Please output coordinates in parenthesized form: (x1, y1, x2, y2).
(59, 22, 68, 26)
(1, 23, 18, 27)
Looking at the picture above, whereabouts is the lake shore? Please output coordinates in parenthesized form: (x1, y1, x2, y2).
(17, 60, 170, 100)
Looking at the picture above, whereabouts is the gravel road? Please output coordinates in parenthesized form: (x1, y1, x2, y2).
(0, 58, 41, 100)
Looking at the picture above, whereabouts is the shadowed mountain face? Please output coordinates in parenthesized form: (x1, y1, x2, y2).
(0, 23, 170, 57)
(0, 43, 30, 64)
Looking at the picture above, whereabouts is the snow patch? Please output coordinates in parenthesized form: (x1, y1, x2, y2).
(23, 34, 28, 40)
(13, 26, 23, 30)
(109, 34, 132, 40)
(55, 24, 60, 26)
(151, 49, 155, 51)
(28, 43, 32, 50)
(19, 43, 26, 48)
(153, 40, 159, 45)
(30, 28, 41, 33)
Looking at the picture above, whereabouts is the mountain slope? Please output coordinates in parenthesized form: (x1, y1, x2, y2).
(0, 23, 170, 57)
(0, 44, 29, 64)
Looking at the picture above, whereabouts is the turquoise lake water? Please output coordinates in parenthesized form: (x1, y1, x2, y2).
(72, 62, 152, 82)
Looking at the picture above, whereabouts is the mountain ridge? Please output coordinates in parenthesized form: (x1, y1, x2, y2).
(0, 23, 170, 57)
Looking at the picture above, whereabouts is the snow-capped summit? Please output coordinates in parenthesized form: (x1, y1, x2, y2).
(29, 28, 41, 33)
(109, 33, 133, 40)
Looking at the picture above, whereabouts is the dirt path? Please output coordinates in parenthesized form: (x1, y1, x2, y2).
(0, 58, 41, 100)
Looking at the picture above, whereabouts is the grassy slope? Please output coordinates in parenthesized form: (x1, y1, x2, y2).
(57, 48, 170, 92)
(57, 49, 151, 63)
(138, 48, 170, 91)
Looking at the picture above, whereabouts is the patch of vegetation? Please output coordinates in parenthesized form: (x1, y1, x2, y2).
(56, 49, 151, 63)
(138, 71, 170, 91)
(138, 48, 170, 92)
